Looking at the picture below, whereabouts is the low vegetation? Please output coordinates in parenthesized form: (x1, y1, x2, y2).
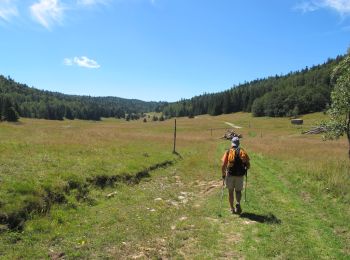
(0, 112, 349, 258)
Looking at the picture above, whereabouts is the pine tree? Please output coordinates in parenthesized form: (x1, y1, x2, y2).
(65, 106, 74, 120)
(2, 97, 19, 122)
(5, 106, 19, 122)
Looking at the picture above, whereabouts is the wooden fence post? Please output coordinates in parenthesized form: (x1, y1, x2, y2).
(173, 119, 177, 153)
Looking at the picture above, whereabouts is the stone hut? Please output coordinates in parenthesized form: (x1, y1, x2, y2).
(291, 118, 303, 125)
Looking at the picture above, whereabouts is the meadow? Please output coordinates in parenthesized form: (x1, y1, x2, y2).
(0, 112, 349, 259)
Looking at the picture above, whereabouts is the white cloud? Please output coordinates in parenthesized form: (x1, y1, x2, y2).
(63, 58, 73, 66)
(324, 0, 350, 14)
(64, 56, 101, 69)
(296, 0, 350, 15)
(77, 0, 109, 6)
(30, 0, 64, 29)
(0, 0, 18, 22)
(74, 56, 100, 68)
(295, 2, 319, 12)
(2, 0, 154, 28)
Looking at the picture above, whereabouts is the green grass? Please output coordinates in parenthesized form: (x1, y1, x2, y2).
(184, 141, 348, 259)
(0, 113, 349, 258)
(235, 154, 348, 259)
(0, 119, 175, 212)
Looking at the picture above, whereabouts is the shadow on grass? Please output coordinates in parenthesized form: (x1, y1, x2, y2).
(239, 212, 281, 224)
(172, 151, 183, 159)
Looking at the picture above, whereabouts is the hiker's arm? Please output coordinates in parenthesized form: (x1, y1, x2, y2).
(246, 153, 250, 169)
(242, 150, 250, 169)
(221, 164, 226, 179)
(246, 161, 250, 170)
(221, 152, 228, 179)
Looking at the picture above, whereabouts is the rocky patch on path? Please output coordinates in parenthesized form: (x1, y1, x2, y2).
(195, 180, 223, 195)
(162, 190, 193, 208)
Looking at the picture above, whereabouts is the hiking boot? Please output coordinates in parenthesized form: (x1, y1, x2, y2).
(235, 204, 242, 214)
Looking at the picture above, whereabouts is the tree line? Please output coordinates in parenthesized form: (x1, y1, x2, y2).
(0, 54, 345, 122)
(0, 75, 166, 122)
(161, 55, 344, 118)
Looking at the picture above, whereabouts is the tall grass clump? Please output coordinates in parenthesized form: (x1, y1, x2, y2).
(304, 159, 350, 201)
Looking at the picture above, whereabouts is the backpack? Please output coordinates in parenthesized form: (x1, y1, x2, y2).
(227, 148, 246, 176)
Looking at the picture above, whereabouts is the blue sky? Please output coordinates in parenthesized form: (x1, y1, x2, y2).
(0, 0, 349, 101)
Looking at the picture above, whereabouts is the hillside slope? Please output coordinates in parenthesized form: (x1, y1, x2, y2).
(162, 55, 344, 118)
(0, 54, 345, 122)
(0, 75, 165, 121)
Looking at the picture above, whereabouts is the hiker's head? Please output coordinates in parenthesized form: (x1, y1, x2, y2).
(231, 136, 240, 147)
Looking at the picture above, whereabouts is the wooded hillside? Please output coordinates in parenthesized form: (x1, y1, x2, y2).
(0, 76, 165, 121)
(0, 54, 345, 122)
(161, 55, 344, 118)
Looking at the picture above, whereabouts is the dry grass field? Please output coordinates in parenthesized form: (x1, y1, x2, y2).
(0, 112, 349, 258)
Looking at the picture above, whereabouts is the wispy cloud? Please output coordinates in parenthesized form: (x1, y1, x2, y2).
(325, 0, 350, 15)
(30, 0, 64, 29)
(63, 58, 74, 66)
(2, 0, 155, 29)
(295, 0, 350, 16)
(77, 0, 109, 6)
(0, 0, 18, 22)
(295, 2, 320, 12)
(64, 56, 101, 69)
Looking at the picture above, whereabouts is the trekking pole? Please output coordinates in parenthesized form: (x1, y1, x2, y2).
(244, 170, 248, 202)
(218, 179, 225, 217)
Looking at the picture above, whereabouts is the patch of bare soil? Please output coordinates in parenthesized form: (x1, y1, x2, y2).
(196, 180, 223, 195)
(177, 237, 198, 259)
(110, 238, 170, 260)
(300, 191, 312, 203)
(48, 250, 65, 260)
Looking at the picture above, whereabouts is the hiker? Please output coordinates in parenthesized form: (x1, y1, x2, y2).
(221, 136, 250, 214)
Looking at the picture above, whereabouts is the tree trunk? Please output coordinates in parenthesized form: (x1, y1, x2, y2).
(347, 112, 350, 160)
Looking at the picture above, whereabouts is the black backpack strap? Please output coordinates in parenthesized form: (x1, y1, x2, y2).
(235, 148, 240, 159)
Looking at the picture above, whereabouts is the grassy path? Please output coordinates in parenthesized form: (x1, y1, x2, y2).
(191, 146, 349, 259)
(155, 140, 349, 259)
(235, 154, 348, 259)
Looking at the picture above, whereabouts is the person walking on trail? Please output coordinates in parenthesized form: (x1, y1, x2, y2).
(221, 136, 250, 214)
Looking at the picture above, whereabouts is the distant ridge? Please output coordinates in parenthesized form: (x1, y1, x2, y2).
(161, 54, 345, 118)
(0, 54, 345, 122)
(0, 76, 166, 121)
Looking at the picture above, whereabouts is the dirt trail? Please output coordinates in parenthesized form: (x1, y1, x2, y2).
(225, 122, 242, 129)
(122, 142, 246, 259)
